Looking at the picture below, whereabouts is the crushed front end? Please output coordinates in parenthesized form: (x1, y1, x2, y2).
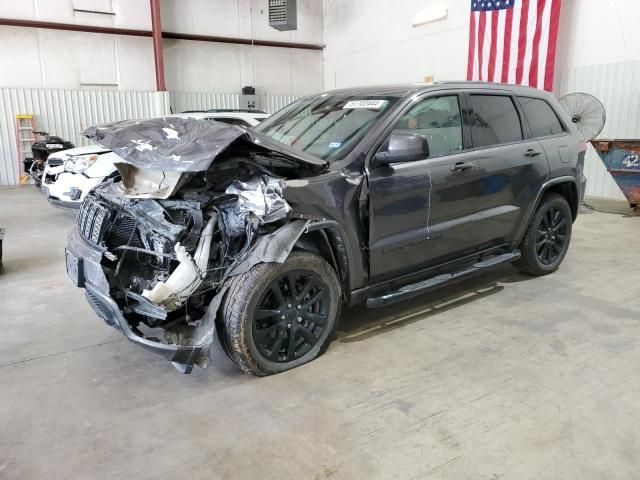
(65, 117, 326, 372)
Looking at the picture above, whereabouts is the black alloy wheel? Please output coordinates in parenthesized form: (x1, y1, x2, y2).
(516, 192, 573, 276)
(253, 270, 329, 363)
(536, 205, 568, 265)
(219, 251, 341, 376)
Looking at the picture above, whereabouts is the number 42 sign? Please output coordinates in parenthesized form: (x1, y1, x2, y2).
(622, 154, 640, 170)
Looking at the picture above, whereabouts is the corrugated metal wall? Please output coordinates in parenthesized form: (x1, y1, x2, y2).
(0, 89, 301, 186)
(554, 61, 640, 200)
(0, 88, 170, 185)
(263, 95, 300, 114)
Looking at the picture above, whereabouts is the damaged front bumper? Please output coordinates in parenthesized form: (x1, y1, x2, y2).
(65, 227, 206, 373)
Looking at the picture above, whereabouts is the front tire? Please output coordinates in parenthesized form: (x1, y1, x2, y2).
(219, 251, 341, 376)
(517, 193, 572, 276)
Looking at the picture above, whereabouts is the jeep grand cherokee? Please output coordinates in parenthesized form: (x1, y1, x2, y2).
(65, 83, 586, 375)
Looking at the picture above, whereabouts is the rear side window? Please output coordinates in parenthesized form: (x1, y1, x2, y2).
(518, 97, 565, 137)
(469, 95, 523, 147)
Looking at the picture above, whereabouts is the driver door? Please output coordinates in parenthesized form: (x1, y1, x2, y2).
(367, 93, 486, 282)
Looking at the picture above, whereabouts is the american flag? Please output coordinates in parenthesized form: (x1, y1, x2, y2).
(467, 0, 561, 91)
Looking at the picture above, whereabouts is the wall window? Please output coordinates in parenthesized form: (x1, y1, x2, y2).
(518, 97, 565, 138)
(469, 95, 523, 147)
(390, 95, 463, 158)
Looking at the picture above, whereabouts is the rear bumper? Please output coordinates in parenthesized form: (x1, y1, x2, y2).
(65, 228, 204, 373)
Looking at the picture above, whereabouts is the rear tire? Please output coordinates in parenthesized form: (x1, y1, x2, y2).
(219, 251, 341, 376)
(516, 193, 572, 276)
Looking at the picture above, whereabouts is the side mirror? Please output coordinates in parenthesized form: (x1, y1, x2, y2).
(373, 132, 429, 166)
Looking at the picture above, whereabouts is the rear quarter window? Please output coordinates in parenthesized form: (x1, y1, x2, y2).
(468, 94, 523, 148)
(518, 97, 565, 138)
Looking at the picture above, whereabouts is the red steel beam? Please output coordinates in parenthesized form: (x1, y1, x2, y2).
(0, 18, 325, 50)
(0, 17, 150, 36)
(161, 31, 324, 51)
(149, 0, 165, 91)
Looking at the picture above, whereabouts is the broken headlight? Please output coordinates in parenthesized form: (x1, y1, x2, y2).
(64, 154, 98, 173)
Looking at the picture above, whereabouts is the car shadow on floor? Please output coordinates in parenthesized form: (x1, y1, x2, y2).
(336, 265, 533, 343)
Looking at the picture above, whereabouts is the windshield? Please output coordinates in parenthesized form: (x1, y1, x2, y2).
(255, 94, 400, 161)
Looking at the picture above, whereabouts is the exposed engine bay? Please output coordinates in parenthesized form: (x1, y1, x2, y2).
(73, 117, 329, 370)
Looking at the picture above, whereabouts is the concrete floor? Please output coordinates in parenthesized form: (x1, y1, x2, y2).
(1, 186, 639, 480)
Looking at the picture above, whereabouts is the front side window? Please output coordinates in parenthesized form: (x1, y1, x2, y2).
(386, 95, 463, 158)
(469, 95, 523, 147)
(518, 97, 565, 138)
(255, 95, 400, 161)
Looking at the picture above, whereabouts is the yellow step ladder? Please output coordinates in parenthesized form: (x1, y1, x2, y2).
(15, 114, 36, 185)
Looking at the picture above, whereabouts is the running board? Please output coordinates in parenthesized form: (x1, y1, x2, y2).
(366, 250, 521, 308)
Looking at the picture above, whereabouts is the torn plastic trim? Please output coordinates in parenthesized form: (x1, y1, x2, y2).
(228, 219, 310, 276)
(82, 116, 328, 173)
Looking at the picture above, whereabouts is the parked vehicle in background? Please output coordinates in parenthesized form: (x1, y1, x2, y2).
(65, 83, 586, 376)
(24, 131, 74, 186)
(41, 110, 270, 209)
(41, 145, 120, 209)
(175, 109, 270, 127)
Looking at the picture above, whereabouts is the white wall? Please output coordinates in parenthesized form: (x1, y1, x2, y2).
(160, 0, 324, 95)
(0, 0, 155, 90)
(323, 0, 469, 89)
(323, 0, 640, 89)
(0, 0, 324, 95)
(556, 0, 640, 70)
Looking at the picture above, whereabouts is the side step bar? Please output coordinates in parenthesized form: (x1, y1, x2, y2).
(366, 250, 521, 308)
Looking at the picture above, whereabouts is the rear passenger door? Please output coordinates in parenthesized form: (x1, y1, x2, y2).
(462, 91, 549, 245)
(516, 96, 576, 179)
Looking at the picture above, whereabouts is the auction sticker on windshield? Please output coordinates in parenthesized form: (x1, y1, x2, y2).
(343, 100, 388, 110)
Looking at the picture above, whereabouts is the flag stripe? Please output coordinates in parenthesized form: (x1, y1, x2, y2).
(515, 0, 530, 84)
(501, 6, 514, 83)
(467, 11, 477, 80)
(473, 12, 480, 81)
(508, 2, 522, 84)
(521, 0, 538, 85)
(478, 11, 487, 81)
(544, 0, 561, 91)
(494, 9, 506, 83)
(536, 0, 553, 89)
(528, 0, 547, 87)
(488, 11, 499, 81)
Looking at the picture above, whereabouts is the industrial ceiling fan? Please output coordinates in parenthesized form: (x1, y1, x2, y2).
(559, 92, 606, 141)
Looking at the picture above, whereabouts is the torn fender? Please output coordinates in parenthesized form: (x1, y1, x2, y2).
(228, 219, 310, 276)
(190, 219, 310, 368)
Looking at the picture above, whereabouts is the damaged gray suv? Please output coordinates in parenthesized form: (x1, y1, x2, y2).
(66, 83, 586, 375)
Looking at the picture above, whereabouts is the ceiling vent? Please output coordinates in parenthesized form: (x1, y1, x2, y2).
(269, 0, 297, 31)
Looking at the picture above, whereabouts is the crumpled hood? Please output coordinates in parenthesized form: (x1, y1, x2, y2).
(82, 116, 327, 172)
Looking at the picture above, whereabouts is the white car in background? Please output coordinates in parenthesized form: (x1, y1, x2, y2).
(41, 109, 270, 209)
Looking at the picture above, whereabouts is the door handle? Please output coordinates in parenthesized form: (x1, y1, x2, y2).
(451, 161, 474, 172)
(524, 149, 542, 157)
